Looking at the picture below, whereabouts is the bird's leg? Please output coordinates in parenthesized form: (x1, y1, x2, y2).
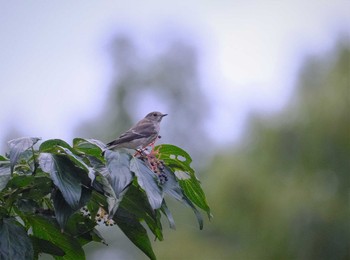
(135, 136, 161, 165)
(149, 136, 161, 152)
(133, 148, 147, 158)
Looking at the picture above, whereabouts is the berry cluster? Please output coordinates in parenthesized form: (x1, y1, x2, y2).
(158, 172, 168, 184)
(136, 150, 168, 184)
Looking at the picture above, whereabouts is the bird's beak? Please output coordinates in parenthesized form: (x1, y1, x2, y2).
(162, 113, 168, 117)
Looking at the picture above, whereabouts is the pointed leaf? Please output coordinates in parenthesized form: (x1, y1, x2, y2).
(161, 167, 185, 201)
(0, 218, 34, 260)
(56, 146, 97, 186)
(73, 138, 105, 157)
(84, 155, 107, 184)
(8, 137, 40, 173)
(64, 211, 100, 246)
(52, 189, 75, 230)
(182, 195, 204, 230)
(39, 139, 71, 152)
(161, 201, 176, 230)
(74, 227, 107, 246)
(155, 144, 194, 173)
(53, 185, 92, 230)
(104, 150, 133, 198)
(130, 157, 163, 210)
(17, 176, 52, 200)
(178, 177, 211, 218)
(162, 167, 204, 229)
(86, 190, 107, 220)
(30, 236, 65, 257)
(157, 145, 211, 217)
(57, 147, 89, 171)
(114, 207, 156, 260)
(6, 174, 34, 189)
(26, 215, 85, 260)
(39, 153, 82, 209)
(89, 228, 107, 244)
(120, 185, 163, 240)
(0, 162, 11, 191)
(98, 174, 124, 218)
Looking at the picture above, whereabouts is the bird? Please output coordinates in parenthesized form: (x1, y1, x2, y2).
(104, 111, 167, 152)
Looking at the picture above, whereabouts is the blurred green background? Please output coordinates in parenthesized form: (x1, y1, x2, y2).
(152, 40, 350, 260)
(81, 38, 349, 259)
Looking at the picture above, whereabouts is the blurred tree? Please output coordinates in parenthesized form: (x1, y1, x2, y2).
(76, 34, 211, 164)
(153, 38, 350, 259)
(76, 33, 213, 259)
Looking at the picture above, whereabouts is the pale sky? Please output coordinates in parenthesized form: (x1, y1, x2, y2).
(0, 0, 349, 151)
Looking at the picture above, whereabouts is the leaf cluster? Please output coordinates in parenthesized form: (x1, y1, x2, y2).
(0, 137, 210, 259)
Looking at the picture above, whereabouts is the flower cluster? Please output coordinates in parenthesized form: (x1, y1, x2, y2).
(81, 206, 114, 226)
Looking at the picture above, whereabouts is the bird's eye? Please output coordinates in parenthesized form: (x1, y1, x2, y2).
(153, 113, 157, 116)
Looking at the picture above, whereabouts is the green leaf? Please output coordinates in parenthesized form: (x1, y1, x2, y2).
(0, 218, 34, 260)
(114, 207, 156, 260)
(7, 137, 40, 173)
(6, 174, 35, 189)
(39, 153, 82, 209)
(0, 155, 8, 161)
(15, 199, 39, 214)
(30, 236, 65, 257)
(130, 157, 163, 210)
(57, 146, 97, 185)
(89, 228, 107, 244)
(57, 147, 89, 170)
(182, 195, 204, 230)
(26, 215, 85, 260)
(104, 150, 133, 198)
(52, 189, 75, 230)
(23, 176, 53, 200)
(160, 201, 176, 230)
(0, 162, 11, 191)
(86, 191, 105, 220)
(155, 144, 194, 173)
(120, 185, 163, 240)
(53, 187, 92, 230)
(6, 175, 51, 204)
(162, 167, 204, 229)
(39, 139, 71, 153)
(75, 227, 107, 246)
(73, 138, 105, 157)
(178, 177, 211, 218)
(64, 211, 99, 246)
(161, 167, 185, 201)
(156, 144, 211, 218)
(54, 147, 98, 187)
(97, 174, 122, 218)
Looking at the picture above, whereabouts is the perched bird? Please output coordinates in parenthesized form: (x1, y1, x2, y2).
(104, 111, 167, 151)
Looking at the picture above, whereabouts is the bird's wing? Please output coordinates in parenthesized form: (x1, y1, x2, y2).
(106, 120, 157, 147)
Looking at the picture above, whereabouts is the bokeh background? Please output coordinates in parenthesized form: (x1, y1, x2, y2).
(1, 1, 349, 259)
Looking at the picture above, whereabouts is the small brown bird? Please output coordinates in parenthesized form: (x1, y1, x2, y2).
(105, 111, 167, 151)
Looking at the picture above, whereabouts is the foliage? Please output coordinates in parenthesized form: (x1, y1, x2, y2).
(0, 138, 210, 260)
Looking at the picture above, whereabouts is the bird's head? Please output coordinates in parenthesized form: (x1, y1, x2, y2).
(145, 111, 168, 122)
